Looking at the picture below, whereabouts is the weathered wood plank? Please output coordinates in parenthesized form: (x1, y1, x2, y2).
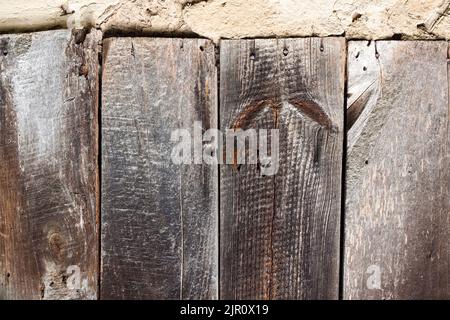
(219, 38, 345, 299)
(0, 30, 100, 299)
(101, 38, 218, 299)
(344, 41, 450, 299)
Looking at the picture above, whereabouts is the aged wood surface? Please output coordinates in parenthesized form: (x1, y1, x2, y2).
(344, 41, 450, 299)
(0, 30, 100, 299)
(101, 38, 218, 299)
(220, 38, 345, 299)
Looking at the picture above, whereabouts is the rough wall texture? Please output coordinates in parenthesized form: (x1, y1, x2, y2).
(0, 0, 448, 41)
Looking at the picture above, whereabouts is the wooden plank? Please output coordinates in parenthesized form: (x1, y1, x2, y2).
(344, 41, 450, 299)
(101, 38, 218, 299)
(0, 30, 100, 299)
(219, 38, 345, 299)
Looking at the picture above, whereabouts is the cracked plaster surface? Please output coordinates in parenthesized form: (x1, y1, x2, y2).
(0, 0, 448, 41)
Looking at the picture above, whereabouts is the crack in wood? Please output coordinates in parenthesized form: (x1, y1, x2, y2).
(346, 79, 377, 130)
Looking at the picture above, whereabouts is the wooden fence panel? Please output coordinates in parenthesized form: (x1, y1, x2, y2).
(344, 41, 450, 299)
(219, 38, 345, 299)
(0, 30, 100, 299)
(101, 38, 218, 299)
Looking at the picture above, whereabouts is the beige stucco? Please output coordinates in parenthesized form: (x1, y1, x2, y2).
(0, 0, 448, 41)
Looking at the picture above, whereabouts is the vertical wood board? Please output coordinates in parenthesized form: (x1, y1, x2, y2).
(101, 38, 218, 299)
(0, 30, 100, 299)
(344, 41, 450, 299)
(219, 38, 345, 299)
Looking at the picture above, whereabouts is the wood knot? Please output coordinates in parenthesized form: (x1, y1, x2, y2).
(79, 64, 89, 78)
(48, 232, 66, 260)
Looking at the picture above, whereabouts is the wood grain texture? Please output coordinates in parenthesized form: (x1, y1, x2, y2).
(0, 30, 100, 299)
(220, 38, 345, 299)
(344, 41, 450, 299)
(101, 38, 218, 299)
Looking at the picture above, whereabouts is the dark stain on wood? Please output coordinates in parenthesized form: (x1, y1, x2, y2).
(72, 28, 89, 45)
(0, 38, 9, 56)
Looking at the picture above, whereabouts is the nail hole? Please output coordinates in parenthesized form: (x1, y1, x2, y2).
(199, 46, 204, 52)
(319, 45, 324, 52)
(365, 160, 369, 165)
(283, 48, 289, 56)
(250, 53, 255, 60)
(6, 273, 10, 278)
(363, 66, 367, 71)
